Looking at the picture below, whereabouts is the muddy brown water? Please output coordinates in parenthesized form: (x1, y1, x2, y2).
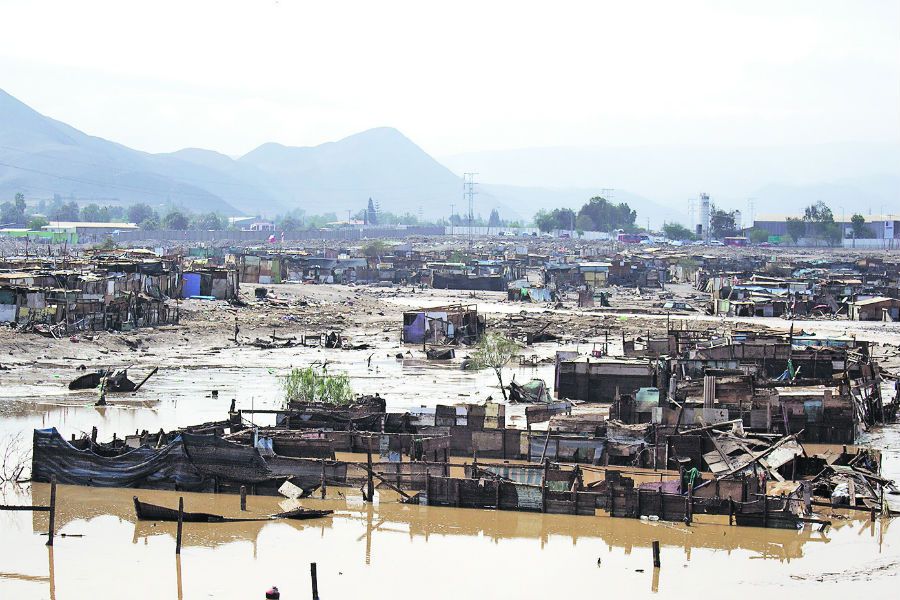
(1, 333, 899, 597)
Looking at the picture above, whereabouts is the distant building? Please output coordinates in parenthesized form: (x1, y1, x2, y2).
(752, 214, 899, 240)
(228, 216, 274, 231)
(41, 221, 139, 236)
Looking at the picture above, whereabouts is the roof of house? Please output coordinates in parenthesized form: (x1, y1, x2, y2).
(41, 222, 139, 230)
(851, 296, 899, 306)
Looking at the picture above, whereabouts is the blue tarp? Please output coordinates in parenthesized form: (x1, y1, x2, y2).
(182, 273, 201, 298)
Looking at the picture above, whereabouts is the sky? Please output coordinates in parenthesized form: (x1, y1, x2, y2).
(0, 0, 898, 161)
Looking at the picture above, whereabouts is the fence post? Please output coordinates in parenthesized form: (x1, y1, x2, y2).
(240, 485, 247, 511)
(652, 540, 661, 568)
(175, 497, 184, 554)
(46, 476, 57, 546)
(310, 562, 319, 600)
(366, 436, 375, 502)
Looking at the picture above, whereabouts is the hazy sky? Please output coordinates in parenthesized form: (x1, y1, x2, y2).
(1, 0, 897, 158)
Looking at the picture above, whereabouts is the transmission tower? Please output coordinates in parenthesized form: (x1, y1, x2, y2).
(463, 173, 478, 246)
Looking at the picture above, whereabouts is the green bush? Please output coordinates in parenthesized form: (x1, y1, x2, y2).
(282, 366, 353, 406)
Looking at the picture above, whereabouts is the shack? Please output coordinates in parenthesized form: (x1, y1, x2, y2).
(555, 356, 656, 402)
(401, 304, 484, 345)
(848, 296, 900, 321)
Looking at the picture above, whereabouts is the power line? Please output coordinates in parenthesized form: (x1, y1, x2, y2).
(463, 172, 477, 247)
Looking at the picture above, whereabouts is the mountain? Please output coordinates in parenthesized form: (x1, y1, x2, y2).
(0, 89, 241, 213)
(7, 87, 892, 228)
(237, 127, 467, 217)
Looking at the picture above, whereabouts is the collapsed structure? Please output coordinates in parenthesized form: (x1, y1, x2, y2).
(556, 328, 895, 444)
(0, 249, 239, 334)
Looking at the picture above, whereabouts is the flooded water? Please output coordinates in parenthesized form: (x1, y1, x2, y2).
(2, 320, 899, 598)
(0, 478, 896, 599)
(0, 341, 557, 443)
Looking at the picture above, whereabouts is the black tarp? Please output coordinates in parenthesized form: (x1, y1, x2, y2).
(32, 428, 274, 490)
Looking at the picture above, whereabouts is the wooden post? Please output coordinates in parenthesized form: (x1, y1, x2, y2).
(240, 485, 247, 511)
(321, 459, 327, 499)
(687, 480, 694, 525)
(728, 498, 734, 526)
(46, 476, 57, 546)
(424, 472, 430, 506)
(310, 562, 319, 600)
(541, 459, 549, 513)
(762, 495, 768, 528)
(175, 497, 184, 554)
(366, 436, 374, 502)
(652, 540, 660, 568)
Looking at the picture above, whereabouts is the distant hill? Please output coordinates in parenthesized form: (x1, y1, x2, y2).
(6, 87, 892, 227)
(237, 127, 466, 217)
(0, 88, 240, 213)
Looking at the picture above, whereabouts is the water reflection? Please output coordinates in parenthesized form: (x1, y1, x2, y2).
(1, 480, 895, 600)
(25, 482, 853, 561)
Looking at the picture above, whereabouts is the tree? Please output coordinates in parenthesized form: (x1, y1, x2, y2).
(709, 207, 738, 238)
(192, 212, 223, 230)
(468, 333, 520, 401)
(163, 210, 189, 230)
(28, 216, 49, 231)
(850, 213, 874, 239)
(575, 214, 595, 232)
(662, 222, 695, 241)
(139, 215, 161, 230)
(534, 210, 554, 233)
(803, 201, 833, 224)
(0, 203, 15, 225)
(50, 201, 80, 221)
(802, 201, 840, 245)
(80, 203, 109, 222)
(577, 196, 636, 231)
(127, 203, 155, 224)
(13, 193, 26, 224)
(362, 239, 391, 258)
(488, 208, 501, 228)
(282, 366, 354, 407)
(748, 228, 770, 244)
(280, 215, 303, 231)
(786, 217, 806, 243)
(2, 193, 27, 225)
(366, 198, 378, 225)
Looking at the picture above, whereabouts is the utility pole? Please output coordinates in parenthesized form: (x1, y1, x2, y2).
(463, 173, 478, 247)
(450, 203, 455, 232)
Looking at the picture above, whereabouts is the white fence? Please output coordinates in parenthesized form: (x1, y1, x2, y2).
(841, 238, 900, 249)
